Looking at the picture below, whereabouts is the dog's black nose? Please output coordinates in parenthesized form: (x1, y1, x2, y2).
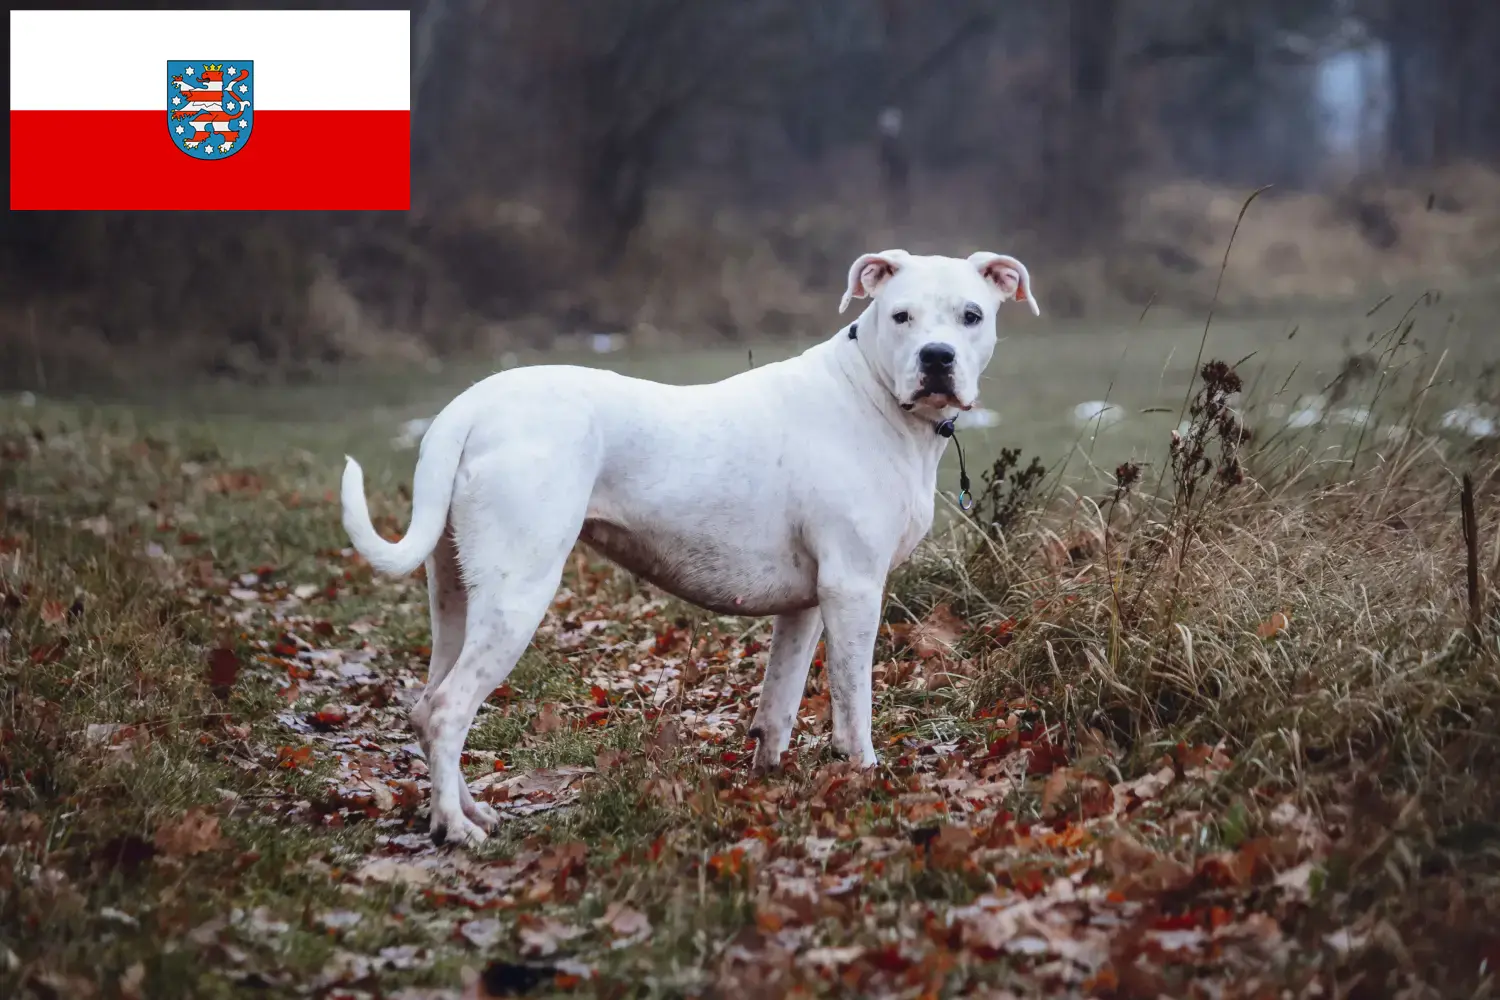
(919, 342, 956, 368)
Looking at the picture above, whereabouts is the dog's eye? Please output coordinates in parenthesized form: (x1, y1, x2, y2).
(892, 310, 910, 324)
(963, 306, 983, 326)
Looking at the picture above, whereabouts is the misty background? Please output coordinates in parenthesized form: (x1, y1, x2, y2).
(3, 0, 1499, 389)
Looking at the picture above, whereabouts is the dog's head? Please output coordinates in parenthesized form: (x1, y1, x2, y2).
(840, 249, 1040, 416)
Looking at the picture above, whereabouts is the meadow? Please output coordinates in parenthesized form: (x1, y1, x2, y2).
(4, 286, 1500, 998)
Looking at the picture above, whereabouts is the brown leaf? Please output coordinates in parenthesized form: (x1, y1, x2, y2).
(153, 807, 223, 857)
(277, 745, 312, 769)
(119, 962, 147, 1000)
(308, 705, 349, 730)
(595, 748, 630, 771)
(921, 657, 977, 691)
(647, 718, 681, 759)
(1114, 764, 1176, 809)
(1101, 832, 1193, 898)
(517, 914, 584, 957)
(40, 599, 68, 625)
(363, 778, 396, 812)
(355, 857, 439, 886)
(532, 703, 565, 735)
(928, 824, 976, 868)
(206, 647, 240, 700)
(1256, 610, 1291, 639)
(908, 604, 967, 661)
(593, 901, 652, 944)
(1040, 768, 1075, 817)
(29, 639, 68, 664)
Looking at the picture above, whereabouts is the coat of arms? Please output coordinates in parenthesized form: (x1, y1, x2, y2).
(167, 61, 253, 159)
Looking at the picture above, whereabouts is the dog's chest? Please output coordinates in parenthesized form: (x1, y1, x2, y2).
(890, 494, 935, 570)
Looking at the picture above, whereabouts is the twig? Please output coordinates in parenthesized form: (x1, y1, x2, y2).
(1462, 473, 1482, 645)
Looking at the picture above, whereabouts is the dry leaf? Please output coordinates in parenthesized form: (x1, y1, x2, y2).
(517, 915, 584, 957)
(363, 778, 396, 812)
(532, 703, 565, 735)
(1040, 768, 1077, 817)
(458, 918, 506, 950)
(153, 807, 223, 857)
(908, 604, 967, 661)
(119, 962, 147, 1000)
(206, 647, 240, 700)
(593, 902, 652, 947)
(1116, 764, 1176, 806)
(595, 748, 629, 771)
(1256, 610, 1291, 639)
(355, 858, 438, 887)
(647, 718, 681, 759)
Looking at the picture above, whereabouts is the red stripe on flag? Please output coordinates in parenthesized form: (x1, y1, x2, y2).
(10, 110, 410, 210)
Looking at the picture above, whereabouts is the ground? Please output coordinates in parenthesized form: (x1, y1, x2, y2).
(5, 301, 1500, 998)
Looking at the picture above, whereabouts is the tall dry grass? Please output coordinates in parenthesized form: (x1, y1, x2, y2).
(888, 341, 1500, 985)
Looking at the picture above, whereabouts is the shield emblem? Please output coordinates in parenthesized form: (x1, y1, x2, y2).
(167, 60, 253, 159)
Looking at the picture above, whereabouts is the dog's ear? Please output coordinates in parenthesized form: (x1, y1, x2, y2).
(969, 252, 1041, 316)
(839, 250, 908, 314)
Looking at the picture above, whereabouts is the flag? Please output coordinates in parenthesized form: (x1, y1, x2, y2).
(10, 9, 410, 210)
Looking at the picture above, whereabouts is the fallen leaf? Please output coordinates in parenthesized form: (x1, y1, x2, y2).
(355, 857, 438, 887)
(532, 703, 565, 735)
(647, 718, 681, 759)
(908, 604, 967, 660)
(1115, 764, 1176, 807)
(928, 824, 976, 868)
(593, 902, 652, 947)
(119, 962, 146, 1000)
(40, 599, 68, 625)
(317, 910, 364, 932)
(595, 748, 629, 771)
(1101, 833, 1193, 897)
(1256, 610, 1291, 639)
(517, 915, 584, 957)
(277, 746, 313, 769)
(153, 807, 223, 857)
(922, 656, 977, 690)
(363, 778, 396, 812)
(459, 918, 506, 950)
(309, 705, 348, 730)
(1273, 860, 1320, 900)
(801, 945, 866, 968)
(206, 647, 240, 700)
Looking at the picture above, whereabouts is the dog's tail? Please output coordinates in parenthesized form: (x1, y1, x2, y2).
(341, 407, 469, 577)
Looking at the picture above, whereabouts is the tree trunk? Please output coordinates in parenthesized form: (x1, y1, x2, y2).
(1057, 0, 1120, 250)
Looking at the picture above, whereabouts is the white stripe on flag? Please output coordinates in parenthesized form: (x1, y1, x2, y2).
(10, 9, 410, 111)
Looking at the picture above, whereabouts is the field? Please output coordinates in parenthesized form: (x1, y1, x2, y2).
(5, 295, 1500, 998)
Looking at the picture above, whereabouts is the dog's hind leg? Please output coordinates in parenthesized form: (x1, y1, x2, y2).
(748, 607, 823, 774)
(411, 524, 497, 832)
(419, 456, 590, 847)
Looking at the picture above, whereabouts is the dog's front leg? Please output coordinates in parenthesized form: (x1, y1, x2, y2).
(817, 575, 883, 767)
(748, 607, 823, 774)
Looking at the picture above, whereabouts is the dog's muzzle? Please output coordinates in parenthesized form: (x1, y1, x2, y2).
(910, 341, 962, 409)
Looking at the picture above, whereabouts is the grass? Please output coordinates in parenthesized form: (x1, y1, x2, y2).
(5, 315, 1500, 997)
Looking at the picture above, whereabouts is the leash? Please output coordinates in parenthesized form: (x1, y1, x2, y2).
(934, 418, 973, 511)
(849, 319, 974, 512)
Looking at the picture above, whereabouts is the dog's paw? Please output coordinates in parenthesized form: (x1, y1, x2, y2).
(430, 812, 489, 848)
(748, 725, 789, 776)
(749, 748, 784, 777)
(464, 798, 501, 832)
(830, 735, 878, 769)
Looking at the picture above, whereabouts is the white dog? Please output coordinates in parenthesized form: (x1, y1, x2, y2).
(341, 249, 1039, 846)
